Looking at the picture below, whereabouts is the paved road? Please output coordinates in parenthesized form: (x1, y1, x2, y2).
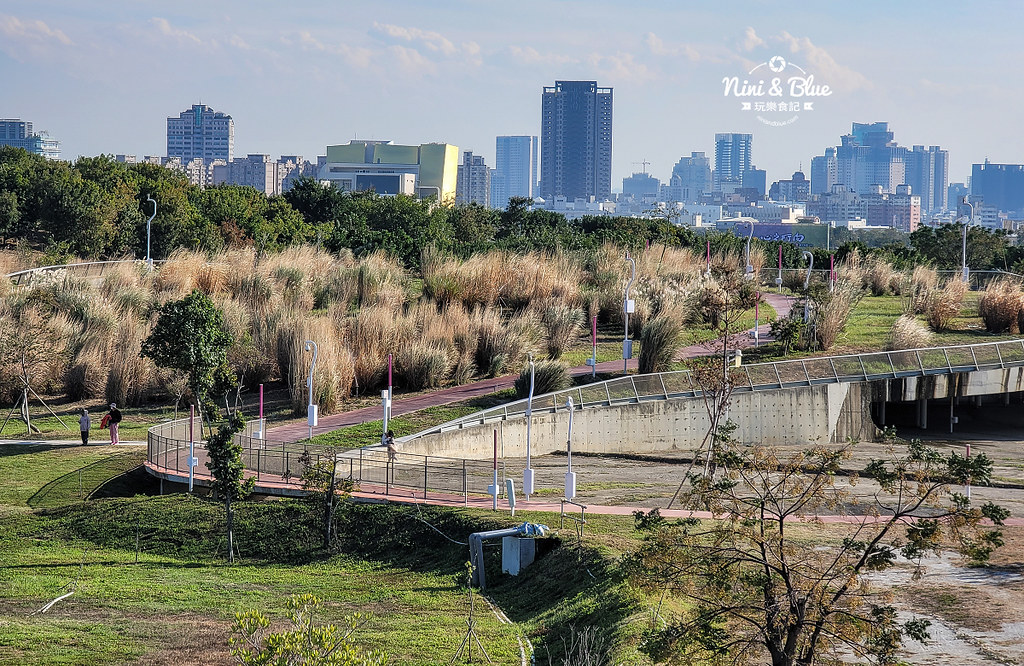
(267, 294, 797, 443)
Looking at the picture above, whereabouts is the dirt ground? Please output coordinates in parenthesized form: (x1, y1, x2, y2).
(505, 402, 1024, 664)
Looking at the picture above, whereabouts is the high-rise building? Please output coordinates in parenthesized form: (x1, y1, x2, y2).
(971, 161, 1024, 216)
(0, 119, 60, 159)
(621, 172, 660, 199)
(318, 140, 459, 201)
(491, 135, 538, 209)
(948, 182, 969, 210)
(769, 171, 809, 202)
(713, 133, 752, 191)
(742, 168, 767, 198)
(670, 152, 712, 201)
(456, 151, 491, 206)
(810, 147, 837, 195)
(540, 80, 613, 201)
(211, 154, 279, 194)
(904, 145, 949, 213)
(166, 104, 234, 163)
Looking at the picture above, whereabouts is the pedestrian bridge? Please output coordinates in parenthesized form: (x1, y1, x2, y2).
(396, 339, 1024, 460)
(144, 339, 1024, 497)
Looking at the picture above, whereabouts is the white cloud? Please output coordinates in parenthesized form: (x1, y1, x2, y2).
(388, 44, 436, 75)
(586, 51, 653, 84)
(372, 22, 457, 56)
(771, 31, 871, 91)
(295, 31, 373, 68)
(151, 17, 202, 45)
(0, 14, 72, 45)
(643, 32, 723, 63)
(507, 45, 575, 67)
(228, 34, 252, 51)
(740, 26, 764, 52)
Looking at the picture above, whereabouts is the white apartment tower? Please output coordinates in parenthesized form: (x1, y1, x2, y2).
(166, 104, 234, 163)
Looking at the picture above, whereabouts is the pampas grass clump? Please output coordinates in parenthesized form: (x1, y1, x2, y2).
(638, 314, 684, 373)
(925, 279, 967, 331)
(978, 279, 1023, 334)
(888, 315, 933, 351)
(513, 360, 570, 399)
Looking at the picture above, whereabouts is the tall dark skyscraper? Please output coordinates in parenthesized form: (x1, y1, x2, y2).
(972, 161, 1024, 215)
(540, 80, 612, 201)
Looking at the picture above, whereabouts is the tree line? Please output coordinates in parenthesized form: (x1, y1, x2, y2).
(2, 146, 1021, 270)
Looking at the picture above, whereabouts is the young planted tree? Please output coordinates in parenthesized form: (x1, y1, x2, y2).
(299, 448, 353, 549)
(230, 593, 387, 666)
(206, 411, 252, 564)
(141, 289, 233, 431)
(626, 431, 1009, 666)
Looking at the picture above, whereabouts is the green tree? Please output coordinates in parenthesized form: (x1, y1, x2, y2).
(141, 289, 233, 420)
(230, 594, 387, 666)
(206, 411, 252, 563)
(910, 223, 1008, 270)
(626, 432, 1009, 666)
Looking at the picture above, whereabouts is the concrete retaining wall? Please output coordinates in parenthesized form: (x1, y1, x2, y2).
(895, 367, 1024, 401)
(399, 382, 878, 460)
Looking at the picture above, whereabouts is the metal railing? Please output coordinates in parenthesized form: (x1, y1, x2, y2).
(751, 268, 1024, 291)
(401, 339, 1024, 443)
(6, 259, 163, 289)
(146, 418, 500, 499)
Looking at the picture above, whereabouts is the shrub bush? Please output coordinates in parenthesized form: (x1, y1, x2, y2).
(925, 278, 967, 331)
(395, 342, 450, 391)
(978, 279, 1022, 334)
(514, 360, 571, 399)
(638, 315, 683, 374)
(887, 315, 933, 351)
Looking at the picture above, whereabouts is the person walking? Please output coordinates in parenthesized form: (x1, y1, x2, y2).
(384, 430, 397, 484)
(78, 409, 91, 446)
(106, 403, 122, 445)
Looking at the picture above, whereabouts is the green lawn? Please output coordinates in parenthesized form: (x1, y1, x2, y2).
(309, 389, 516, 448)
(0, 441, 652, 666)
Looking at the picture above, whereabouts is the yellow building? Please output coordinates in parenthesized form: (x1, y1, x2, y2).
(319, 140, 459, 202)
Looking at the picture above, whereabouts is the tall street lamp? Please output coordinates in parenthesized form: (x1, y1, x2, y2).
(145, 195, 156, 270)
(623, 253, 636, 373)
(305, 340, 318, 441)
(744, 221, 755, 279)
(523, 355, 536, 500)
(962, 199, 974, 284)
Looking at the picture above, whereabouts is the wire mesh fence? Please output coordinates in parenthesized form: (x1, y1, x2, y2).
(147, 419, 500, 500)
(405, 339, 1024, 443)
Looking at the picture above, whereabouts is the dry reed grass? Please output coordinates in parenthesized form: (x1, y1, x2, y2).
(815, 280, 862, 350)
(926, 279, 967, 331)
(277, 314, 353, 415)
(979, 279, 1023, 334)
(888, 315, 933, 351)
(905, 266, 939, 315)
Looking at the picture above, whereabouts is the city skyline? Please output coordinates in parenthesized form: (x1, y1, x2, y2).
(2, 1, 1023, 186)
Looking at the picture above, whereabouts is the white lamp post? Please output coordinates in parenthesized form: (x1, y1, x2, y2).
(564, 397, 576, 500)
(744, 221, 755, 279)
(962, 199, 974, 284)
(623, 253, 636, 373)
(802, 251, 814, 323)
(305, 340, 318, 441)
(145, 195, 156, 270)
(523, 355, 535, 499)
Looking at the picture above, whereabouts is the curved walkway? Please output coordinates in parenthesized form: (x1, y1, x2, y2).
(142, 458, 1024, 526)
(266, 293, 796, 443)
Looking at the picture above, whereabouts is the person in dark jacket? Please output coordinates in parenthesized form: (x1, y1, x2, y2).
(106, 403, 122, 444)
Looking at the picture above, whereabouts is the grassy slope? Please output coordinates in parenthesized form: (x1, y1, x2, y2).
(0, 443, 651, 665)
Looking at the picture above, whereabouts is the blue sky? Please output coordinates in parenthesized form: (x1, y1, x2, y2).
(2, 0, 1022, 187)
